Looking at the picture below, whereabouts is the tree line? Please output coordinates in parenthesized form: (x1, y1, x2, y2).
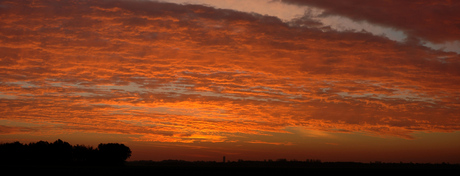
(0, 139, 131, 165)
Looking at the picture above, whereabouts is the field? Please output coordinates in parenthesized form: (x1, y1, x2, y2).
(1, 160, 458, 175)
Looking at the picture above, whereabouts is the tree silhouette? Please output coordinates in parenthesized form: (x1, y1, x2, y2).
(97, 143, 132, 165)
(72, 144, 96, 163)
(27, 140, 51, 163)
(0, 141, 25, 164)
(0, 139, 131, 165)
(50, 139, 73, 163)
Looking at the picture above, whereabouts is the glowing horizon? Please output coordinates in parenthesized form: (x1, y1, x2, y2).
(0, 0, 459, 163)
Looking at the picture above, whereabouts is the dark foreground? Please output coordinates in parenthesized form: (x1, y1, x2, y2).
(1, 160, 459, 175)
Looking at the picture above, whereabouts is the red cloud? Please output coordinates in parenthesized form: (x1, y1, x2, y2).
(0, 0, 459, 144)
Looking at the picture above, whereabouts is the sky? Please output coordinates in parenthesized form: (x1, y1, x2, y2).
(0, 0, 459, 163)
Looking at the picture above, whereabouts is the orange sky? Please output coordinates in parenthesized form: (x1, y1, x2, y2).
(1, 0, 459, 163)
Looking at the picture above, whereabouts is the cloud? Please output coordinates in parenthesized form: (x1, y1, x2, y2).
(280, 0, 460, 44)
(0, 125, 37, 134)
(0, 0, 459, 143)
(247, 140, 294, 146)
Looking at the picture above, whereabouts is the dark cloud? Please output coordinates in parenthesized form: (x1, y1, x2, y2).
(281, 0, 460, 43)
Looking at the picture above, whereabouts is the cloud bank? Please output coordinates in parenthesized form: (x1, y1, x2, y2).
(0, 0, 459, 144)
